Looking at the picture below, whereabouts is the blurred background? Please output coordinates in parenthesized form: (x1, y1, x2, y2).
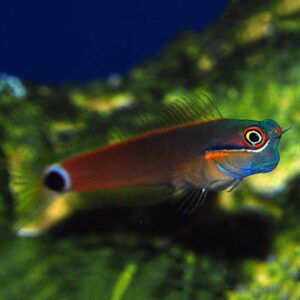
(1, 0, 300, 299)
(0, 0, 227, 83)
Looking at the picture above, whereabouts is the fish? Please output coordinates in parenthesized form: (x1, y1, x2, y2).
(42, 99, 283, 210)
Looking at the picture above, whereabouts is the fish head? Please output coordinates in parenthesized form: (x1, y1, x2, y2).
(204, 118, 282, 182)
(244, 119, 282, 173)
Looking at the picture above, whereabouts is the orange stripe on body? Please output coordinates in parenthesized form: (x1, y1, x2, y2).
(204, 151, 231, 160)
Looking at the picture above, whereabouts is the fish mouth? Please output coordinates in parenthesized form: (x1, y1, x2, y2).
(270, 125, 292, 139)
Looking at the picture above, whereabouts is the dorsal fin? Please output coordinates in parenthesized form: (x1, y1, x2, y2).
(108, 94, 223, 143)
(161, 94, 222, 126)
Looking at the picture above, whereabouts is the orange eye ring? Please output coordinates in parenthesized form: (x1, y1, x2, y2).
(243, 126, 267, 149)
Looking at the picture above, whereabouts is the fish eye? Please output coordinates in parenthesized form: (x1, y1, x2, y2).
(246, 130, 261, 144)
(243, 126, 266, 149)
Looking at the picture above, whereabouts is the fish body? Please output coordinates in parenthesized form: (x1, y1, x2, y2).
(43, 118, 282, 194)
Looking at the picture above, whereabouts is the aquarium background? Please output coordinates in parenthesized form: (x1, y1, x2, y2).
(0, 0, 228, 83)
(1, 0, 300, 299)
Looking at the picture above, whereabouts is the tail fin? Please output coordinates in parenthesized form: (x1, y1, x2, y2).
(9, 148, 83, 236)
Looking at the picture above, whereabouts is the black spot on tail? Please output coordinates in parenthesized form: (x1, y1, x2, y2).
(43, 170, 66, 192)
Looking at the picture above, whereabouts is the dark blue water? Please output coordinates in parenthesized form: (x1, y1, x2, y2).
(0, 0, 228, 84)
